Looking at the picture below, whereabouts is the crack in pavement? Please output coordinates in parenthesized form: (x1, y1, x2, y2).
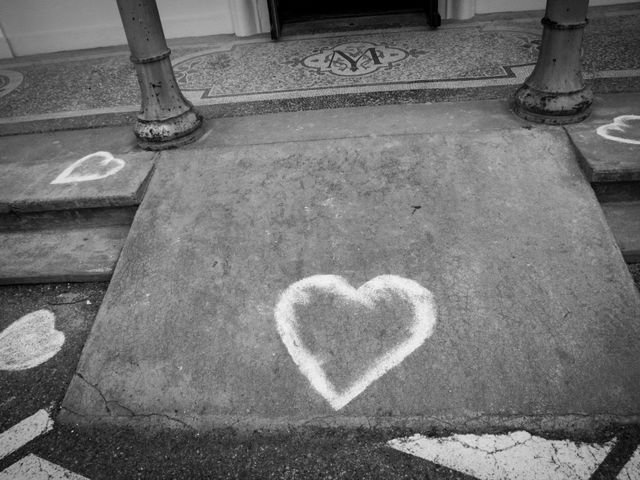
(71, 372, 196, 431)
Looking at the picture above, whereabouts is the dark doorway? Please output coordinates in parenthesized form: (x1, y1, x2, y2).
(279, 0, 424, 23)
(267, 0, 440, 40)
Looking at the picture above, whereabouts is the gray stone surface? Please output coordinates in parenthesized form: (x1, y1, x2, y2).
(0, 225, 128, 284)
(0, 135, 155, 212)
(61, 116, 640, 432)
(602, 201, 640, 263)
(565, 93, 640, 182)
(190, 99, 530, 148)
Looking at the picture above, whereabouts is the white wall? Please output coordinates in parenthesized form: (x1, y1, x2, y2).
(230, 0, 270, 36)
(0, 0, 234, 57)
(476, 0, 639, 14)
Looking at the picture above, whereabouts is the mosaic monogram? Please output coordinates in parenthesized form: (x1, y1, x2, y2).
(170, 28, 545, 101)
(301, 42, 410, 76)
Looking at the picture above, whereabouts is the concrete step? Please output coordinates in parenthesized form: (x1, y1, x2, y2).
(564, 93, 640, 263)
(0, 151, 155, 213)
(564, 93, 640, 183)
(0, 224, 130, 284)
(601, 202, 640, 263)
(592, 181, 640, 203)
(59, 102, 640, 433)
(0, 130, 156, 284)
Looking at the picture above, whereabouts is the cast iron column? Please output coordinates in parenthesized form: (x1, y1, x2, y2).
(513, 0, 592, 124)
(117, 0, 202, 149)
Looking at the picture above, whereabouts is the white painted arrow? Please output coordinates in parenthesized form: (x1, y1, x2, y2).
(0, 454, 89, 479)
(617, 446, 640, 480)
(0, 409, 53, 460)
(388, 432, 614, 480)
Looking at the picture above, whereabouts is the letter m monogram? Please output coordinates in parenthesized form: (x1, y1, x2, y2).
(329, 48, 382, 72)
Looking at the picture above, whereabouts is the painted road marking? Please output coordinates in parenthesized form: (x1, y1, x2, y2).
(617, 446, 640, 479)
(0, 454, 89, 479)
(0, 310, 65, 371)
(596, 115, 640, 145)
(51, 151, 125, 184)
(388, 432, 614, 480)
(275, 274, 437, 410)
(0, 410, 53, 460)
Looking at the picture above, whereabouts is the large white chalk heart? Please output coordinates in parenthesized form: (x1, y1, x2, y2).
(51, 151, 125, 184)
(274, 275, 437, 410)
(0, 310, 65, 371)
(596, 115, 640, 145)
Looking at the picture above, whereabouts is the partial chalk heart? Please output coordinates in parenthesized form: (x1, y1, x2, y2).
(51, 151, 126, 184)
(0, 310, 65, 371)
(596, 115, 640, 145)
(274, 275, 437, 410)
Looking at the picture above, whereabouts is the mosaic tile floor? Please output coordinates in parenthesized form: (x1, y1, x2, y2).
(0, 6, 639, 130)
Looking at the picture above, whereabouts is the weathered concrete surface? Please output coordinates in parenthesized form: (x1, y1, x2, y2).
(0, 126, 153, 212)
(61, 114, 640, 433)
(565, 93, 640, 182)
(0, 225, 129, 284)
(188, 99, 531, 148)
(601, 202, 640, 263)
(0, 151, 155, 213)
(0, 127, 154, 284)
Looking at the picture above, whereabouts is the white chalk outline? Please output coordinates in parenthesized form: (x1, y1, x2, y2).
(596, 115, 640, 145)
(0, 310, 65, 371)
(0, 410, 54, 460)
(0, 454, 90, 480)
(50, 151, 125, 184)
(274, 275, 437, 410)
(388, 432, 614, 480)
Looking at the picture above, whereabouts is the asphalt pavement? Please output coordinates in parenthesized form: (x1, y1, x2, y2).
(1, 275, 640, 479)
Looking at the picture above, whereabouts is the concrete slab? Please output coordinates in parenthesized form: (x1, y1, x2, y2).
(188, 99, 531, 148)
(601, 201, 640, 263)
(564, 93, 640, 182)
(0, 225, 129, 284)
(0, 150, 155, 213)
(61, 122, 640, 433)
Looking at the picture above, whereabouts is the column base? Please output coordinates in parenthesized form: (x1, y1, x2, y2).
(134, 108, 203, 151)
(512, 84, 593, 125)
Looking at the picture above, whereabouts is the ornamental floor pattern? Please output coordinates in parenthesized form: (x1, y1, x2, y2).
(0, 6, 639, 127)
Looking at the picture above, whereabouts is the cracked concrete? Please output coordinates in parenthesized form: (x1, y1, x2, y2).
(59, 101, 640, 433)
(388, 432, 615, 480)
(67, 373, 196, 431)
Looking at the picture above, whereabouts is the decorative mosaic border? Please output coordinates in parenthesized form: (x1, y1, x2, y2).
(173, 24, 545, 104)
(1, 22, 640, 125)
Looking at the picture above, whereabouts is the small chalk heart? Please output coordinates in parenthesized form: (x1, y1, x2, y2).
(274, 275, 437, 410)
(596, 115, 640, 145)
(0, 310, 65, 371)
(51, 151, 125, 184)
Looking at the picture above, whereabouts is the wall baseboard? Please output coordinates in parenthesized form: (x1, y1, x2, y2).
(7, 13, 233, 57)
(0, 37, 12, 59)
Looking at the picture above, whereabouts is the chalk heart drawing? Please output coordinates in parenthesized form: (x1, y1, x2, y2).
(51, 151, 125, 184)
(596, 115, 640, 145)
(0, 310, 65, 371)
(274, 275, 437, 410)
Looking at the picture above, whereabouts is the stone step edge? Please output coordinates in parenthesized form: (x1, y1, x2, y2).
(601, 201, 640, 263)
(0, 224, 130, 285)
